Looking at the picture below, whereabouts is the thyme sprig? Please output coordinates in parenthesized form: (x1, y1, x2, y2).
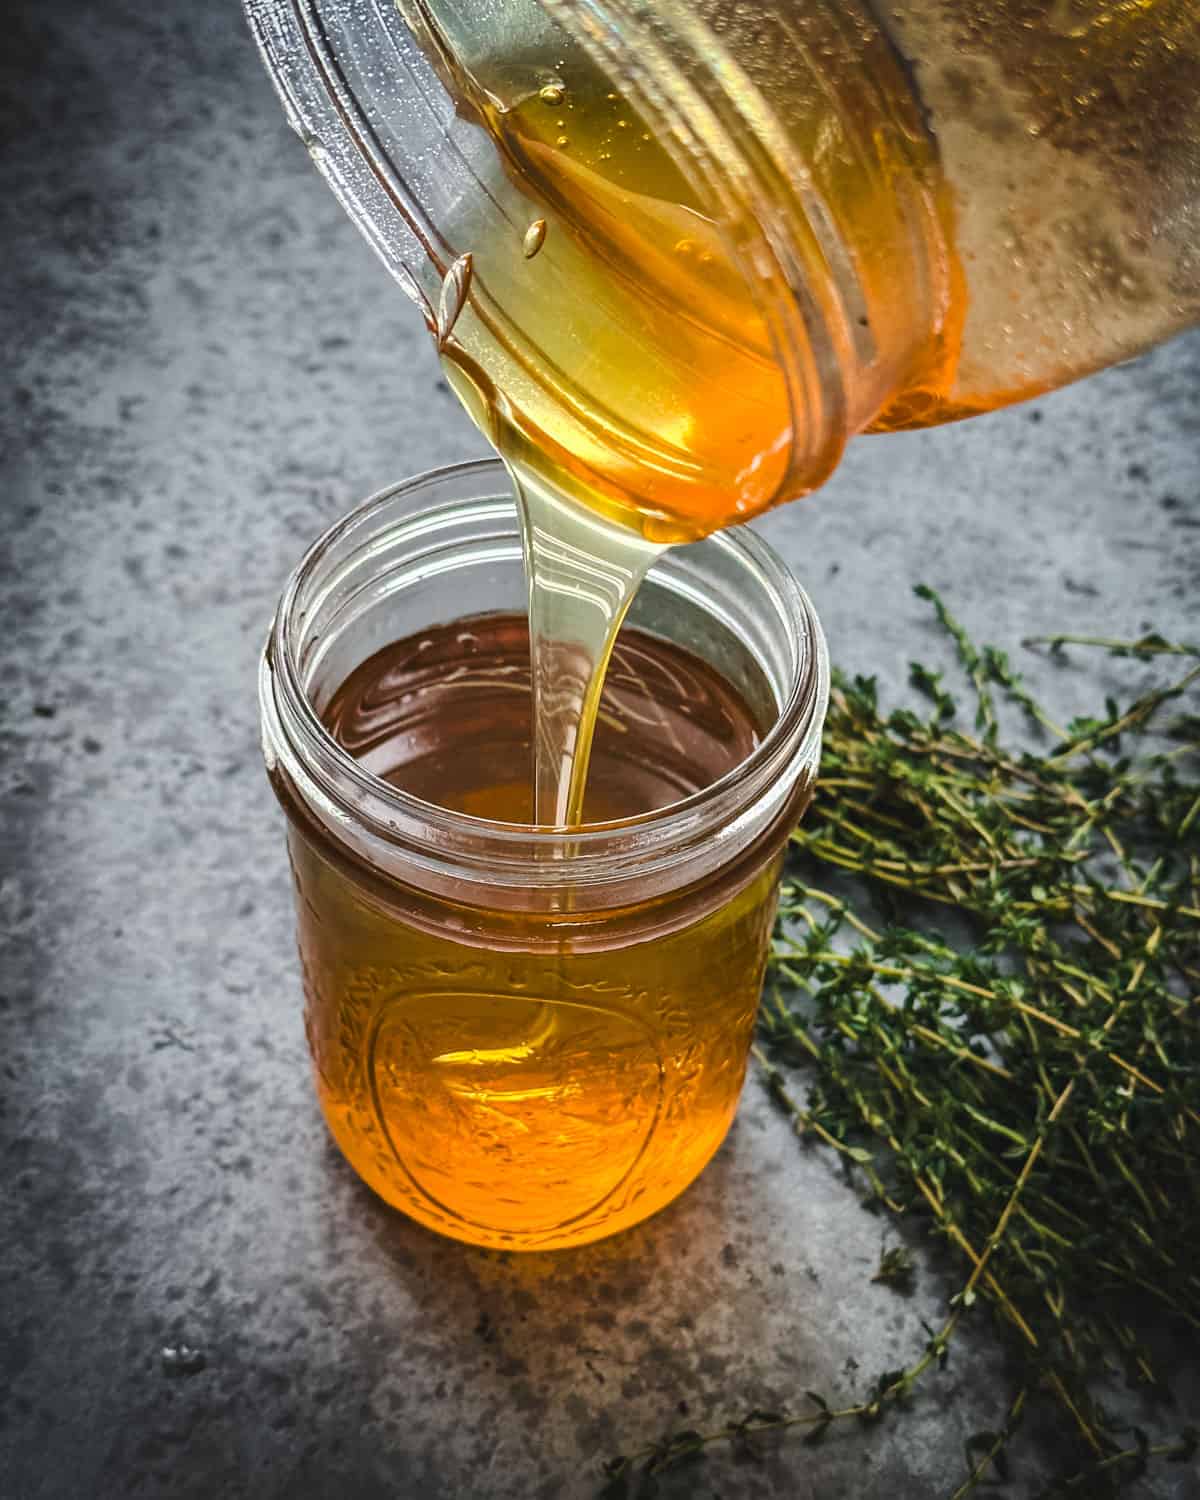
(600, 588, 1199, 1499)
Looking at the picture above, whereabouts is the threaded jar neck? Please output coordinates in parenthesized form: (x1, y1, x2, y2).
(259, 461, 828, 919)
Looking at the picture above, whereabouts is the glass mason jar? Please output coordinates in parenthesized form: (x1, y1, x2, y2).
(244, 0, 1199, 540)
(259, 459, 829, 1250)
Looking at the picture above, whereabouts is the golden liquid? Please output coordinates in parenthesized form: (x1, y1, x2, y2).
(408, 0, 798, 544)
(287, 617, 792, 1250)
(402, 0, 1198, 538)
(515, 478, 662, 826)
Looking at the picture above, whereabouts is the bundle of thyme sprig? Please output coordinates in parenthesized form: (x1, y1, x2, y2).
(601, 588, 1199, 1498)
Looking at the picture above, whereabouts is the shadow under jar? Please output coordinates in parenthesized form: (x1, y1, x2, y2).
(260, 458, 829, 1250)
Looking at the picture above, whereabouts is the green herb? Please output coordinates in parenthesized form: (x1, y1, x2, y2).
(603, 588, 1199, 1497)
(872, 1244, 916, 1293)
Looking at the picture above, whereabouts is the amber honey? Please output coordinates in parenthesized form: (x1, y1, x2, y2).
(426, 33, 804, 542)
(402, 0, 956, 541)
(393, 0, 1198, 543)
(284, 614, 789, 1249)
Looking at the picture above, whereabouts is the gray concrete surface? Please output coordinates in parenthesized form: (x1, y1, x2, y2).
(1, 4, 1197, 1498)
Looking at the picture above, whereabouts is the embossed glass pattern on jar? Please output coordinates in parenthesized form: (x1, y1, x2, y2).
(259, 459, 828, 1249)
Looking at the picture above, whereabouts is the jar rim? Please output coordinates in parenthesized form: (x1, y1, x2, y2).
(261, 458, 828, 893)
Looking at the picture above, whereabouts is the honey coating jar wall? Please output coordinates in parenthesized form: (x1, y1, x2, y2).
(246, 0, 1199, 539)
(259, 460, 829, 1249)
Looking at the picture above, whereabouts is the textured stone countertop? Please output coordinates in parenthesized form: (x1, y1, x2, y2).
(2, 5, 1198, 1499)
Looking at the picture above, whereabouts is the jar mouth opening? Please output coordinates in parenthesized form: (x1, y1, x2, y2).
(262, 459, 827, 883)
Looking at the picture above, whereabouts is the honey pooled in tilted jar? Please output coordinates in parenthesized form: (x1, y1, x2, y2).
(247, 0, 1200, 541)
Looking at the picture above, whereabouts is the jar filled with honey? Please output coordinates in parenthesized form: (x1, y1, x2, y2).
(259, 459, 829, 1249)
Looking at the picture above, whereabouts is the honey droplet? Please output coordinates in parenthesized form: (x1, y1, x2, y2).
(539, 83, 565, 107)
(556, 135, 569, 148)
(523, 218, 547, 259)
